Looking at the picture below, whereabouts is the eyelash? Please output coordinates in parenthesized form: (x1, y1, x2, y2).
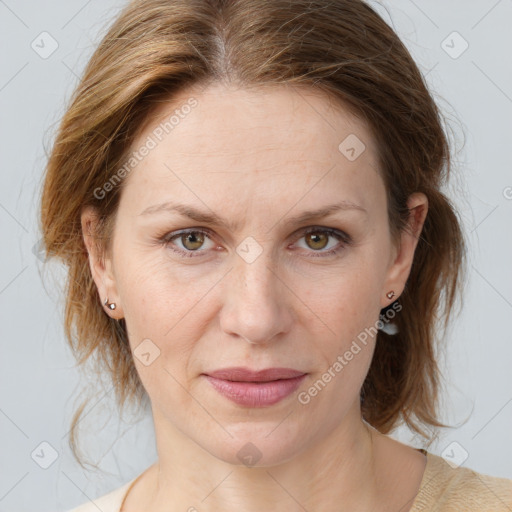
(159, 226, 352, 259)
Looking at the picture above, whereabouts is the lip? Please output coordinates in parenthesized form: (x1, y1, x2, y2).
(203, 367, 307, 407)
(205, 367, 306, 382)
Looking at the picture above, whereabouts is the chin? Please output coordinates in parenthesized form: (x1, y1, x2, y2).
(197, 422, 309, 468)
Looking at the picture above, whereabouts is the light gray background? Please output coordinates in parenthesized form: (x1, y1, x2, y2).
(1, 1, 511, 511)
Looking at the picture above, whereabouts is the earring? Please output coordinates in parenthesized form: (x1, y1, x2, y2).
(103, 297, 116, 310)
(379, 291, 399, 335)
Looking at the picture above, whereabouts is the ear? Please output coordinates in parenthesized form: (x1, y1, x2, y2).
(380, 192, 428, 308)
(81, 205, 123, 319)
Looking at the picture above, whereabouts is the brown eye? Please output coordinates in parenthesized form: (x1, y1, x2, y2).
(294, 227, 351, 258)
(161, 226, 350, 260)
(304, 231, 329, 251)
(162, 229, 215, 257)
(180, 231, 205, 251)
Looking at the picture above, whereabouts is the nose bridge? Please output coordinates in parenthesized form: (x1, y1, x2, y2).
(220, 237, 292, 344)
(235, 240, 276, 295)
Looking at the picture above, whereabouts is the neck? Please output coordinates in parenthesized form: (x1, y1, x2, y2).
(145, 405, 383, 512)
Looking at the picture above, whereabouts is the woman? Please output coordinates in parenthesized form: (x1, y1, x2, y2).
(39, 0, 512, 510)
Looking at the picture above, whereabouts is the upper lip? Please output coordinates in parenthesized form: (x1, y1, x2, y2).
(204, 367, 306, 382)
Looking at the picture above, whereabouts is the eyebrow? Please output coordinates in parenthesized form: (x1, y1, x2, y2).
(138, 200, 367, 231)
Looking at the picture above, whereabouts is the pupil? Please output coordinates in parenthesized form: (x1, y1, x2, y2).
(308, 232, 327, 250)
(185, 232, 203, 250)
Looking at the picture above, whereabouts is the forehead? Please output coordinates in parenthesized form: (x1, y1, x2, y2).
(120, 82, 384, 220)
(134, 82, 376, 156)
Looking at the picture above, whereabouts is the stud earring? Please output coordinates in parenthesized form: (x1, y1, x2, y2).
(386, 291, 395, 300)
(103, 297, 116, 310)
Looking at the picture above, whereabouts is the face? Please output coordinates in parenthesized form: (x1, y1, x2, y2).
(83, 82, 426, 467)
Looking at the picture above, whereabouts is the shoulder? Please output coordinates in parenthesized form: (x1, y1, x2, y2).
(411, 451, 512, 511)
(65, 476, 138, 512)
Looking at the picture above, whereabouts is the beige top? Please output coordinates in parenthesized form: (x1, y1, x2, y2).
(67, 450, 512, 512)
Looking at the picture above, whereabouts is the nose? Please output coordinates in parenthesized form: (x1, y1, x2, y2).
(219, 251, 294, 346)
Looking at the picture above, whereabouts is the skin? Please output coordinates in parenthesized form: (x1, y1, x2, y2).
(82, 82, 428, 512)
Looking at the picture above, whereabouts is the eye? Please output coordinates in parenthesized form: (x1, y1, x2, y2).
(161, 228, 215, 258)
(160, 226, 351, 258)
(292, 226, 351, 257)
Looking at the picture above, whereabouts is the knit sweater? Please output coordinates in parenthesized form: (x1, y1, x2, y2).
(67, 450, 512, 511)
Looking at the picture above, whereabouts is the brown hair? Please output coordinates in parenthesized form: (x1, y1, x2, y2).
(39, 0, 466, 468)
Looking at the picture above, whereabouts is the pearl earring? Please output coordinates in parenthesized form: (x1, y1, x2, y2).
(386, 291, 395, 300)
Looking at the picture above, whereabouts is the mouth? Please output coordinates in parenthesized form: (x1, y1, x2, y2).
(204, 367, 306, 382)
(202, 367, 307, 407)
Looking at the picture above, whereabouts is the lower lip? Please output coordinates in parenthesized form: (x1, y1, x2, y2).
(204, 374, 307, 407)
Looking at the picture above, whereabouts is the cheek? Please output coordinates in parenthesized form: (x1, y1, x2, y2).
(114, 251, 215, 375)
(310, 259, 383, 334)
(114, 244, 192, 323)
(302, 276, 380, 413)
(298, 257, 385, 395)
